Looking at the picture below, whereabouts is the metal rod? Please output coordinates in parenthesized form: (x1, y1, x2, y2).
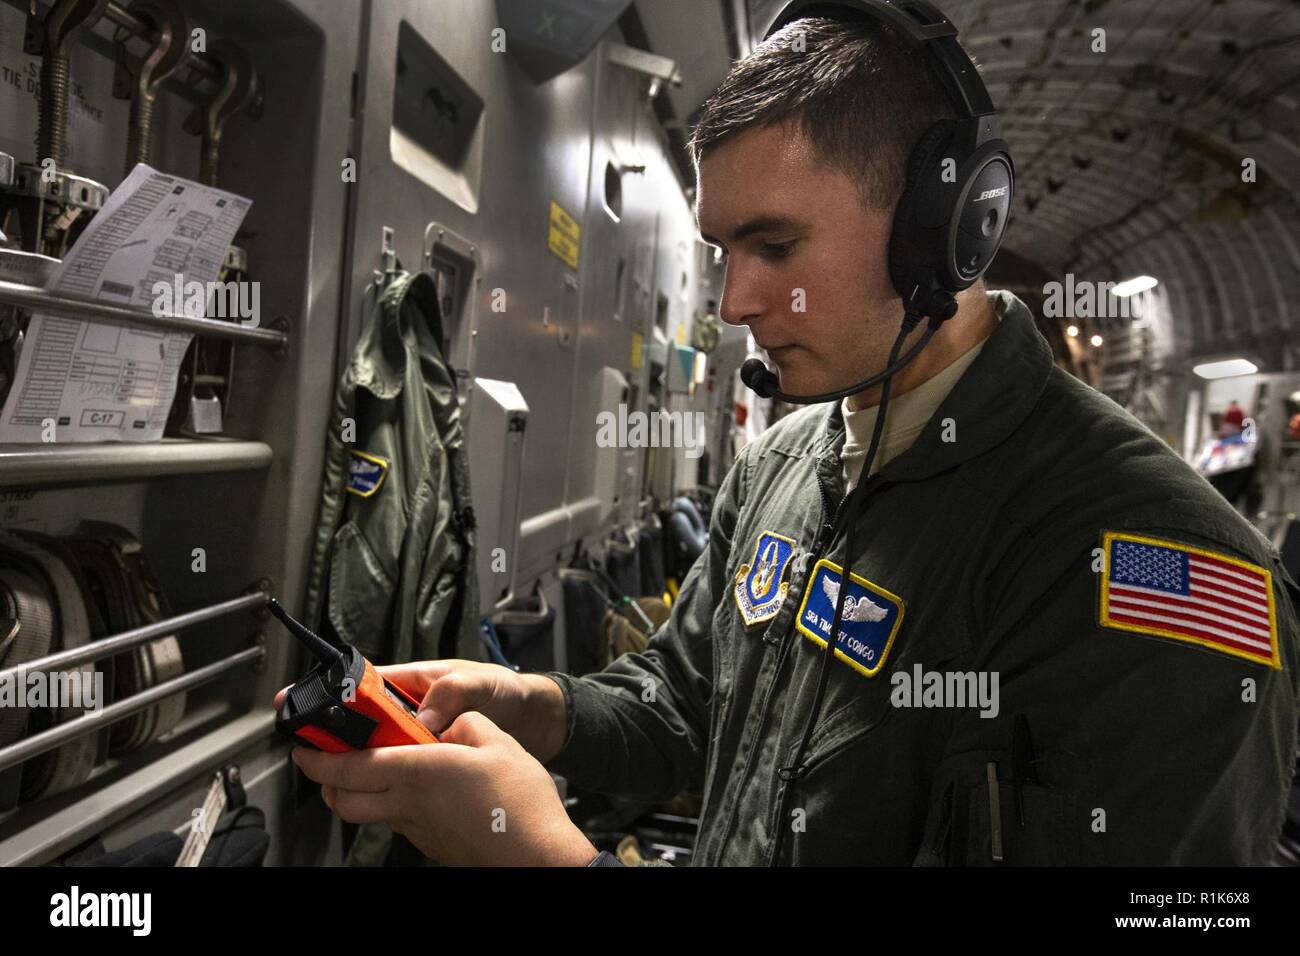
(0, 280, 287, 348)
(103, 0, 150, 41)
(0, 644, 264, 773)
(0, 590, 267, 683)
(0, 440, 274, 489)
(12, 0, 224, 79)
(103, 0, 221, 81)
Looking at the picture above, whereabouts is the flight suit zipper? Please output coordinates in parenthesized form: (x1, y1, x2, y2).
(765, 471, 885, 866)
(712, 465, 843, 862)
(814, 467, 842, 552)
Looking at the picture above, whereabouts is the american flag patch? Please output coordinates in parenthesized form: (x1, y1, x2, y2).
(1100, 532, 1280, 669)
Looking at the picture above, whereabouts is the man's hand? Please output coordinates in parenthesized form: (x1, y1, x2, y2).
(291, 711, 598, 866)
(274, 659, 569, 762)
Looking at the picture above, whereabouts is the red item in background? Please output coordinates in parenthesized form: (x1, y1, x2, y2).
(1223, 404, 1245, 429)
(735, 402, 748, 427)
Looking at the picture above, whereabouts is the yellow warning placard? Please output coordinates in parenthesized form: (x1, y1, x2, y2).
(630, 331, 643, 370)
(548, 200, 580, 269)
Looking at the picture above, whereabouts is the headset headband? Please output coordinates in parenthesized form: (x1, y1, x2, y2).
(763, 0, 996, 118)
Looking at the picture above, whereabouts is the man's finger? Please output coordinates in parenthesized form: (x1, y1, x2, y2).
(291, 747, 391, 793)
(323, 785, 396, 825)
(375, 660, 460, 700)
(273, 685, 288, 709)
(420, 671, 491, 731)
(438, 710, 506, 749)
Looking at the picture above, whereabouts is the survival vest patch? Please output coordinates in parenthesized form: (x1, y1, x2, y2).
(796, 558, 905, 678)
(346, 450, 389, 497)
(733, 531, 796, 627)
(1099, 531, 1280, 668)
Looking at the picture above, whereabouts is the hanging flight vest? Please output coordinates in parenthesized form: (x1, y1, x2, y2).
(303, 267, 480, 668)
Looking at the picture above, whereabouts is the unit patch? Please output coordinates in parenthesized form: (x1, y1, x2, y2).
(795, 559, 905, 678)
(346, 450, 389, 497)
(733, 531, 797, 627)
(1099, 531, 1280, 668)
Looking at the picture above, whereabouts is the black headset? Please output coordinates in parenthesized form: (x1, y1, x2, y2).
(740, 0, 1015, 404)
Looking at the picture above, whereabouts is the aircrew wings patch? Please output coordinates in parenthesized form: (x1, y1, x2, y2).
(795, 559, 905, 678)
(1099, 531, 1281, 669)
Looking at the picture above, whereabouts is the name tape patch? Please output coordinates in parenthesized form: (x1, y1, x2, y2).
(1099, 531, 1280, 669)
(795, 558, 905, 678)
(346, 450, 389, 498)
(733, 530, 797, 627)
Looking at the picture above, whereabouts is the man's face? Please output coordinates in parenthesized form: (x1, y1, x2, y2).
(696, 122, 901, 397)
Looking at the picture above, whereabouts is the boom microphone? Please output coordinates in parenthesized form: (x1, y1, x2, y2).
(739, 319, 942, 405)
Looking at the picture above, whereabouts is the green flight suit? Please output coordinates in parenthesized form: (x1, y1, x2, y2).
(545, 290, 1300, 865)
(303, 268, 479, 667)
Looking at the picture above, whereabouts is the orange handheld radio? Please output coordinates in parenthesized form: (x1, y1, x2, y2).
(267, 598, 439, 752)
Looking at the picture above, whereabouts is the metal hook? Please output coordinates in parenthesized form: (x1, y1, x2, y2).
(118, 0, 189, 172)
(182, 39, 257, 186)
(36, 0, 109, 167)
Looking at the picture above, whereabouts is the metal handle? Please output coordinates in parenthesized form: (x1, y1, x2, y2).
(0, 644, 264, 773)
(0, 589, 266, 683)
(0, 280, 288, 348)
(491, 587, 550, 624)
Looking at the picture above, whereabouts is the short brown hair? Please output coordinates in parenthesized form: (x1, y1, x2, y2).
(689, 16, 958, 210)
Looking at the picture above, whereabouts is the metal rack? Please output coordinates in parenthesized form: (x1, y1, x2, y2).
(0, 278, 285, 482)
(0, 280, 288, 349)
(0, 0, 339, 867)
(0, 588, 267, 774)
(0, 708, 273, 865)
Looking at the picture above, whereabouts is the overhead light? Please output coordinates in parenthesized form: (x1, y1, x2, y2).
(1193, 358, 1258, 379)
(1112, 275, 1158, 297)
(1090, 334, 1104, 347)
(1066, 324, 1079, 337)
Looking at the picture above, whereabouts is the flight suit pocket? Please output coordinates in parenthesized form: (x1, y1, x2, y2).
(800, 690, 896, 771)
(413, 568, 460, 660)
(958, 778, 1082, 865)
(328, 520, 395, 659)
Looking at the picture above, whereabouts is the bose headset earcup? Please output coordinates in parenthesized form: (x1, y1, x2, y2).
(887, 119, 956, 300)
(889, 118, 1014, 304)
(948, 121, 1014, 288)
